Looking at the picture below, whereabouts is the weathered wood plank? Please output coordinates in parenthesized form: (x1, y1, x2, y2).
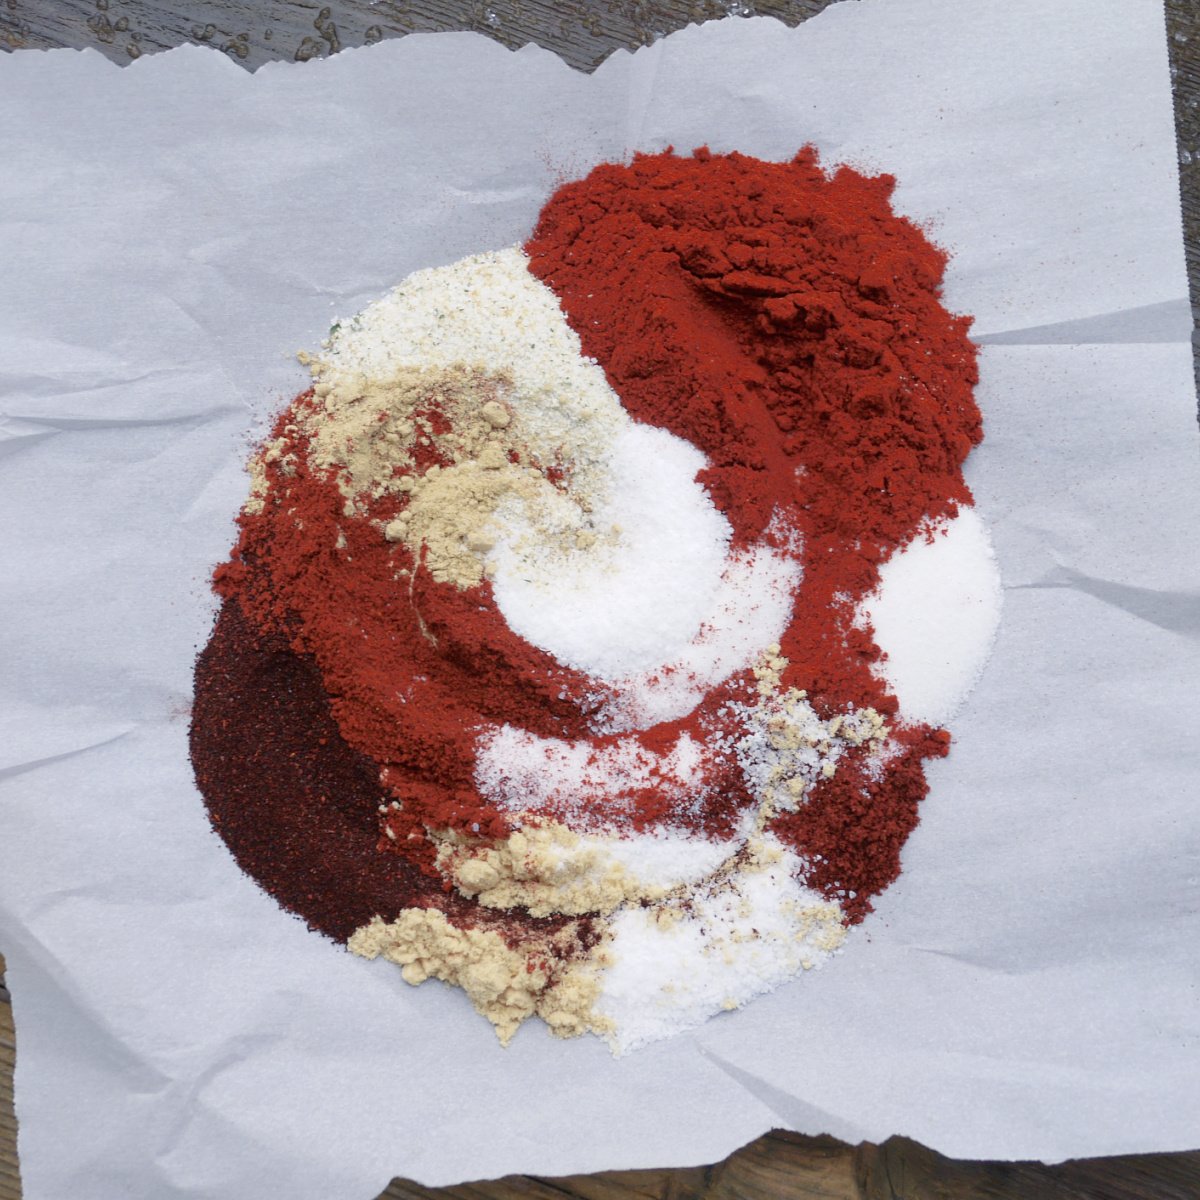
(707, 1131, 859, 1199)
(0, 953, 20, 1200)
(0, 0, 836, 73)
(855, 1134, 1200, 1200)
(380, 1136, 1200, 1200)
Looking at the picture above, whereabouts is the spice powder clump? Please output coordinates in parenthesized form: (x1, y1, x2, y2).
(190, 147, 1000, 1054)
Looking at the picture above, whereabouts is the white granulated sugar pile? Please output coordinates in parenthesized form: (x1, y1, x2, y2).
(593, 838, 846, 1054)
(488, 421, 732, 679)
(597, 538, 803, 732)
(859, 507, 1003, 726)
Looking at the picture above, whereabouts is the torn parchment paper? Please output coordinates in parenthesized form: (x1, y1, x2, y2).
(1, 2, 1198, 1196)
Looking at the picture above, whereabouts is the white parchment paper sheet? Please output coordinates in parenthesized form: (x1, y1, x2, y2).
(2, 1, 1199, 1195)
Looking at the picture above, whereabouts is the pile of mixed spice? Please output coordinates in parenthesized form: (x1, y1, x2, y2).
(190, 148, 999, 1053)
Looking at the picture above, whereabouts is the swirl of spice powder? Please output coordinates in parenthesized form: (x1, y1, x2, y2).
(190, 147, 999, 1053)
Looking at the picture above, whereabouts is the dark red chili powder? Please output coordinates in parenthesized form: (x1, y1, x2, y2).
(191, 146, 980, 938)
(191, 599, 591, 947)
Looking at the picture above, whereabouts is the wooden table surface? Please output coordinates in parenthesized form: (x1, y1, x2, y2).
(2, 3, 1198, 1197)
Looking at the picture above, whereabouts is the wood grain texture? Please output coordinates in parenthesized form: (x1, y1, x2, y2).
(1170, 0, 1200, 398)
(374, 1132, 1200, 1199)
(0, 0, 836, 72)
(0, 956, 20, 1200)
(1, 2, 1198, 1198)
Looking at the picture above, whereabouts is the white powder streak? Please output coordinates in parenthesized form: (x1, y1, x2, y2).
(858, 507, 1002, 726)
(598, 534, 802, 732)
(488, 422, 732, 679)
(594, 840, 845, 1054)
(475, 724, 748, 892)
(475, 726, 710, 822)
(570, 829, 739, 891)
(320, 246, 798, 691)
(323, 247, 857, 1052)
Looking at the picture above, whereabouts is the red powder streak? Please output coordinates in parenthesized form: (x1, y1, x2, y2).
(193, 148, 982, 934)
(524, 148, 979, 918)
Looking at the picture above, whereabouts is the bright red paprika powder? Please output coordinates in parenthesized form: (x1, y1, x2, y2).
(191, 147, 981, 940)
